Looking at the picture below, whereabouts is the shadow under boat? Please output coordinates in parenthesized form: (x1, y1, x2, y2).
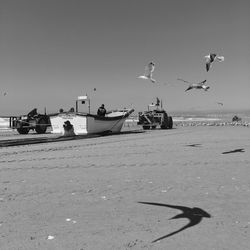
(0, 129, 144, 148)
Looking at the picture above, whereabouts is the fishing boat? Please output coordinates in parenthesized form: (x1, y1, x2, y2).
(49, 96, 134, 135)
(49, 109, 134, 135)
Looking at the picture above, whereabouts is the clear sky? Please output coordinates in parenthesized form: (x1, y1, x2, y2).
(0, 0, 249, 115)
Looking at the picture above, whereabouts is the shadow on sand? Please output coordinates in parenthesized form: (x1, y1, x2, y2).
(0, 129, 144, 147)
(138, 202, 211, 243)
(222, 148, 245, 154)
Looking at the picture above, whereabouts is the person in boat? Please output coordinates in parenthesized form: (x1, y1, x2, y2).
(97, 104, 107, 116)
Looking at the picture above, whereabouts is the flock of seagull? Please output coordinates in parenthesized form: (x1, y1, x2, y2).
(138, 53, 225, 92)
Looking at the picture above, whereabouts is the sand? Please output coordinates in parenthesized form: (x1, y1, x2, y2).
(0, 125, 250, 250)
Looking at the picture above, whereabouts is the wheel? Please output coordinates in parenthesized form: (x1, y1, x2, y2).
(167, 116, 173, 129)
(16, 121, 30, 134)
(160, 112, 169, 129)
(142, 125, 150, 130)
(35, 117, 47, 134)
(151, 125, 156, 129)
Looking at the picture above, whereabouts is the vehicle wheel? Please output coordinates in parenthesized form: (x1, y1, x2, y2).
(160, 112, 168, 129)
(142, 126, 150, 130)
(16, 122, 30, 134)
(167, 116, 173, 129)
(151, 125, 156, 129)
(35, 117, 47, 134)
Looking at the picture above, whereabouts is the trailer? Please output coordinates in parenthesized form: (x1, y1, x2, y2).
(11, 108, 51, 134)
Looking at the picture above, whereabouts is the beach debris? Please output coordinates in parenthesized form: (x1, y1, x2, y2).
(66, 218, 77, 223)
(138, 62, 156, 83)
(161, 186, 173, 192)
(222, 148, 245, 154)
(204, 53, 224, 71)
(177, 79, 210, 92)
(47, 235, 55, 240)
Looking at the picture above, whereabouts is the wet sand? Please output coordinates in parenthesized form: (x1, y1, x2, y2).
(0, 125, 250, 250)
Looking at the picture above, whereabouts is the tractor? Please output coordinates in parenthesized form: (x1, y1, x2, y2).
(12, 108, 51, 134)
(137, 99, 173, 130)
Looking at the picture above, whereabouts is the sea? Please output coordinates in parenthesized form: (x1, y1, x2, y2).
(126, 109, 250, 125)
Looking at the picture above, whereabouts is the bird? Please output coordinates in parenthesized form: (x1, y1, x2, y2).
(138, 202, 211, 242)
(177, 78, 210, 92)
(204, 53, 224, 72)
(138, 62, 156, 83)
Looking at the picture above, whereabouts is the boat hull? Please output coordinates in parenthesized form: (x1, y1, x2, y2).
(49, 109, 134, 135)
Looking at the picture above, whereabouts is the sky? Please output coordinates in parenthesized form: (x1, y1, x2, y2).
(0, 0, 249, 115)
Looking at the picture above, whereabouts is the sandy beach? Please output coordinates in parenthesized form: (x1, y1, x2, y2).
(0, 125, 250, 250)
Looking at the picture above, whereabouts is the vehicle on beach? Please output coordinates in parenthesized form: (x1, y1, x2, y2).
(11, 108, 51, 134)
(137, 99, 173, 130)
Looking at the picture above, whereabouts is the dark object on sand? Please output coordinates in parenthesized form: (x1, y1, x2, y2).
(138, 202, 211, 242)
(232, 115, 242, 122)
(222, 148, 245, 154)
(12, 108, 51, 134)
(63, 120, 75, 136)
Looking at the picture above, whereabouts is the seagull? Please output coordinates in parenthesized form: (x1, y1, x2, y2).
(177, 78, 210, 92)
(205, 53, 224, 72)
(138, 62, 156, 83)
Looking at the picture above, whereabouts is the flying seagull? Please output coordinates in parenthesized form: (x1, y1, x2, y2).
(138, 202, 211, 242)
(138, 62, 156, 83)
(205, 53, 224, 72)
(177, 79, 210, 92)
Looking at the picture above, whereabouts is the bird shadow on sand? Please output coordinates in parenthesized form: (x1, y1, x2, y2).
(186, 143, 202, 147)
(99, 130, 145, 136)
(138, 202, 211, 243)
(222, 148, 245, 154)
